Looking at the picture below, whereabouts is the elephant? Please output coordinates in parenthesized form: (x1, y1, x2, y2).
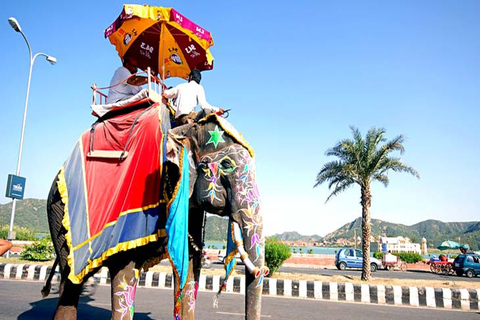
(43, 102, 267, 320)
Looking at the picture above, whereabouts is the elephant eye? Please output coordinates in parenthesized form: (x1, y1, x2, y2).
(220, 159, 234, 171)
(198, 160, 208, 169)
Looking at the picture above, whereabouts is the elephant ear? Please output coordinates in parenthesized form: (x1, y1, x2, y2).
(166, 124, 197, 197)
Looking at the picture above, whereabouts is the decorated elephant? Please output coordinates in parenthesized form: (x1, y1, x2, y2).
(43, 102, 267, 320)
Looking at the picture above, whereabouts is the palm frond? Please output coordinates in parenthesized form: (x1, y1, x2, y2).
(314, 161, 344, 187)
(327, 174, 355, 190)
(325, 179, 355, 203)
(372, 173, 389, 187)
(368, 134, 406, 175)
(377, 158, 420, 179)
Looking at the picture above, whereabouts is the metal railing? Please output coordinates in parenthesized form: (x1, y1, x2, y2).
(91, 67, 163, 105)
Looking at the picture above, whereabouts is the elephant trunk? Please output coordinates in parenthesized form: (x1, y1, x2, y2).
(231, 219, 266, 320)
(230, 196, 266, 320)
(227, 149, 266, 320)
(245, 270, 263, 319)
(232, 222, 269, 279)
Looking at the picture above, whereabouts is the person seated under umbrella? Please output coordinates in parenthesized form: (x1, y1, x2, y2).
(106, 57, 148, 104)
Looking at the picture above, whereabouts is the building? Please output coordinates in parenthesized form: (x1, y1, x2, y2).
(377, 236, 423, 254)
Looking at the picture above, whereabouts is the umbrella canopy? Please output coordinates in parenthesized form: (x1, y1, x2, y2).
(437, 240, 462, 250)
(105, 4, 214, 80)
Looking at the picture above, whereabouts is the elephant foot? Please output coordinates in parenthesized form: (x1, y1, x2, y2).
(53, 305, 77, 320)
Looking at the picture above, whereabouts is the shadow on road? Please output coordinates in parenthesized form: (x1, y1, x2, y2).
(17, 295, 156, 320)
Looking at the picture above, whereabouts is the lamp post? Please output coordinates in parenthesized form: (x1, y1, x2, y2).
(6, 17, 56, 258)
(354, 229, 356, 249)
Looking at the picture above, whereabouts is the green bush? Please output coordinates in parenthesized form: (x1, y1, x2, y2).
(0, 225, 37, 241)
(20, 238, 55, 261)
(372, 251, 423, 263)
(265, 237, 291, 275)
(373, 251, 384, 260)
(396, 252, 423, 264)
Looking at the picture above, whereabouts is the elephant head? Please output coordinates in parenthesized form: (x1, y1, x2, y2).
(167, 114, 267, 319)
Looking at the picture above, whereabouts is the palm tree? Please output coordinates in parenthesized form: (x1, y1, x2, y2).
(314, 126, 419, 281)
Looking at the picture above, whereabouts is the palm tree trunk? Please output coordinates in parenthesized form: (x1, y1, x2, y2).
(361, 183, 372, 281)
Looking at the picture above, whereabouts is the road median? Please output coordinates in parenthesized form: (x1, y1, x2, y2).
(0, 262, 478, 312)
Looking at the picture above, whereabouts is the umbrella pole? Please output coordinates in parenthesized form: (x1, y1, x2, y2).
(161, 24, 165, 87)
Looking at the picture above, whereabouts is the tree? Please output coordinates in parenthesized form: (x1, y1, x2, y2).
(314, 126, 419, 281)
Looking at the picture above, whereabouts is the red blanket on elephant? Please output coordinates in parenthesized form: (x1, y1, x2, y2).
(57, 103, 169, 283)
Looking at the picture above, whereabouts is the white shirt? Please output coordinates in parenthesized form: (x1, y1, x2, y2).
(106, 66, 143, 104)
(163, 81, 218, 119)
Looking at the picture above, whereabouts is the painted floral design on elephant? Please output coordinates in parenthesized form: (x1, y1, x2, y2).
(233, 148, 263, 262)
(115, 269, 139, 319)
(184, 280, 198, 313)
(200, 145, 263, 262)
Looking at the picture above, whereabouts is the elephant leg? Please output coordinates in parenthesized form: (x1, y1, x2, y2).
(109, 260, 139, 320)
(174, 260, 199, 320)
(53, 270, 83, 320)
(174, 209, 205, 320)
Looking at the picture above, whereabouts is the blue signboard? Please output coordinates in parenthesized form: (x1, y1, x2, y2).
(5, 174, 26, 200)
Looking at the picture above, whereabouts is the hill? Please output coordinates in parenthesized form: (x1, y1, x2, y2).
(1, 199, 478, 250)
(271, 231, 322, 242)
(204, 215, 229, 241)
(0, 199, 49, 234)
(323, 217, 480, 250)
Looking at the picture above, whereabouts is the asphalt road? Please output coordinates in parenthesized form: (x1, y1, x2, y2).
(0, 280, 478, 320)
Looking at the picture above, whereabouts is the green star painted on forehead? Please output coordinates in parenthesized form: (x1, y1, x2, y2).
(206, 125, 225, 148)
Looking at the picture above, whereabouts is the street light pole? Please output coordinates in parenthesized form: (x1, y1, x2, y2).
(6, 17, 56, 258)
(354, 229, 356, 249)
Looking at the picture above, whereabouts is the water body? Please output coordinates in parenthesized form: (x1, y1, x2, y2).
(205, 241, 439, 258)
(204, 241, 340, 255)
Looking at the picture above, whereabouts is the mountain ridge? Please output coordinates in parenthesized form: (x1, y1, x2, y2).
(1, 199, 478, 249)
(321, 217, 480, 250)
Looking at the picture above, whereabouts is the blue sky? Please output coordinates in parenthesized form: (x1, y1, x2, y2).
(1, 1, 479, 237)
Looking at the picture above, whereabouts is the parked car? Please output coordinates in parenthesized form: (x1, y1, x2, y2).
(335, 248, 383, 272)
(452, 253, 480, 278)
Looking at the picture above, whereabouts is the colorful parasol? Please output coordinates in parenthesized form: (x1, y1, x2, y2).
(105, 4, 214, 80)
(437, 240, 462, 250)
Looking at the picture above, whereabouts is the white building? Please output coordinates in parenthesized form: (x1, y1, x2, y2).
(379, 236, 422, 254)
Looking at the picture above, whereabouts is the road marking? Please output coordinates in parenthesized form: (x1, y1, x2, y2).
(216, 311, 271, 317)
